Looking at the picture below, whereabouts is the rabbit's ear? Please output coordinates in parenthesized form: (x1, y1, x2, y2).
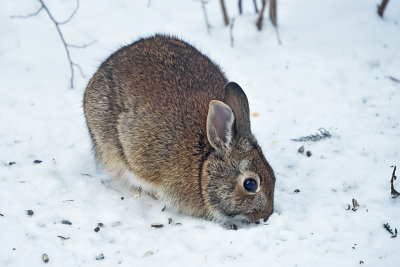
(223, 82, 250, 138)
(206, 100, 235, 150)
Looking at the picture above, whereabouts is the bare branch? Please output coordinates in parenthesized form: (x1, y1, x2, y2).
(256, 0, 267, 31)
(10, 6, 43, 19)
(391, 166, 399, 197)
(67, 40, 97, 49)
(238, 0, 243, 14)
(12, 0, 93, 88)
(57, 0, 80, 25)
(253, 0, 259, 13)
(270, 0, 282, 45)
(377, 0, 390, 18)
(219, 0, 230, 26)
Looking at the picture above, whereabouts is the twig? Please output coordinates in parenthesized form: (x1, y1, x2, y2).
(57, 0, 79, 25)
(269, 0, 281, 45)
(377, 0, 390, 18)
(291, 128, 332, 142)
(387, 76, 400, 83)
(253, 0, 259, 13)
(238, 0, 243, 14)
(230, 17, 235, 47)
(390, 166, 399, 197)
(201, 0, 212, 35)
(10, 0, 90, 89)
(10, 6, 44, 19)
(220, 0, 230, 26)
(256, 0, 267, 30)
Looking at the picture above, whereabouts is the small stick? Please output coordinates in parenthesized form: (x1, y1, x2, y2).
(220, 0, 230, 26)
(377, 0, 390, 18)
(391, 166, 399, 197)
(256, 0, 267, 30)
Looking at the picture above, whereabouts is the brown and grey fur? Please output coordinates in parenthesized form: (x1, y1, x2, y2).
(84, 34, 275, 224)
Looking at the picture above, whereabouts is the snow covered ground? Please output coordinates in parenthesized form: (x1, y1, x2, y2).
(1, 0, 399, 266)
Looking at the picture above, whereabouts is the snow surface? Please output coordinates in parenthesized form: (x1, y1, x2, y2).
(1, 0, 400, 266)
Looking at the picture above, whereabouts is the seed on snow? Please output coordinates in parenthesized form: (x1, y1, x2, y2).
(42, 253, 49, 263)
(151, 223, 163, 228)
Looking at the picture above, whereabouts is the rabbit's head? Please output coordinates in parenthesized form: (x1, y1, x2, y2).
(202, 82, 275, 224)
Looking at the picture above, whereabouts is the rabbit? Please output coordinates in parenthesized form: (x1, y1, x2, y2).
(84, 34, 275, 224)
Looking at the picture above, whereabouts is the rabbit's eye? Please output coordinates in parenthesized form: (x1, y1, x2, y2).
(243, 178, 258, 193)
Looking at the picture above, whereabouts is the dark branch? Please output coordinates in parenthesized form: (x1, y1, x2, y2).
(377, 0, 390, 18)
(391, 166, 399, 197)
(220, 0, 230, 26)
(256, 0, 267, 31)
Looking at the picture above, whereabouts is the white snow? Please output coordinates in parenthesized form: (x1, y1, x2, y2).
(1, 0, 400, 266)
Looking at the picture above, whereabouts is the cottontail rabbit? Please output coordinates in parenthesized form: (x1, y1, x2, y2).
(84, 35, 275, 224)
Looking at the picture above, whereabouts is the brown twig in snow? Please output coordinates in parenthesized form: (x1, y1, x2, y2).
(256, 0, 267, 30)
(10, 0, 93, 89)
(391, 166, 399, 197)
(377, 0, 390, 18)
(220, 0, 230, 26)
(269, 0, 281, 44)
(238, 0, 243, 14)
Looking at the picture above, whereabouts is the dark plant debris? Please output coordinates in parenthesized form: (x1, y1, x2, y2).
(383, 223, 398, 238)
(120, 197, 124, 200)
(26, 210, 34, 216)
(98, 222, 104, 227)
(161, 206, 166, 212)
(390, 166, 399, 197)
(8, 161, 16, 166)
(387, 76, 400, 83)
(94, 226, 100, 232)
(42, 253, 49, 263)
(57, 235, 70, 240)
(168, 218, 173, 224)
(352, 198, 360, 211)
(298, 146, 304, 153)
(291, 128, 331, 142)
(306, 151, 312, 157)
(294, 189, 300, 193)
(62, 219, 72, 225)
(231, 224, 238, 230)
(151, 223, 163, 228)
(95, 254, 104, 260)
(0, 213, 4, 216)
(33, 160, 43, 164)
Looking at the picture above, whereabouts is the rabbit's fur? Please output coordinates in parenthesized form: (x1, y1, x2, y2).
(84, 35, 275, 224)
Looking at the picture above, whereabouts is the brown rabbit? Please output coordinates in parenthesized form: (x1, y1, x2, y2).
(84, 34, 275, 224)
